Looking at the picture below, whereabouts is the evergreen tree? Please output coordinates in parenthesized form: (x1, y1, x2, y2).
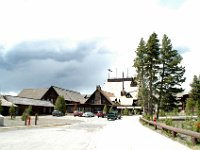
(21, 105, 32, 121)
(185, 98, 196, 115)
(156, 34, 185, 118)
(134, 33, 185, 117)
(109, 106, 113, 113)
(0, 100, 3, 114)
(188, 75, 200, 117)
(9, 105, 16, 119)
(103, 105, 108, 114)
(55, 96, 66, 114)
(134, 38, 149, 114)
(144, 32, 160, 116)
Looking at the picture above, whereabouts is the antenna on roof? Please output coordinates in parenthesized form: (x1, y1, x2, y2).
(122, 72, 124, 90)
(108, 69, 112, 79)
(116, 68, 117, 78)
(127, 68, 129, 78)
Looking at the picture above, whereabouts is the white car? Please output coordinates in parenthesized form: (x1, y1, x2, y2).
(82, 112, 95, 117)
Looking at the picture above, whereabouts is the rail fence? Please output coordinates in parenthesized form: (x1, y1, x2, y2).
(140, 117, 200, 144)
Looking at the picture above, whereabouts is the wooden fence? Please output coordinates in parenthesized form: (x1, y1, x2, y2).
(140, 117, 200, 144)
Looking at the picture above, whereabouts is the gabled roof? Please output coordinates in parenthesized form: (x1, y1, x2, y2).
(0, 95, 17, 107)
(85, 87, 116, 105)
(51, 86, 86, 104)
(4, 95, 54, 107)
(18, 86, 86, 104)
(18, 88, 48, 99)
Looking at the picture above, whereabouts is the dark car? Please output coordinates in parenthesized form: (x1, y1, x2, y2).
(52, 110, 64, 117)
(73, 111, 83, 117)
(107, 111, 121, 120)
(96, 111, 105, 118)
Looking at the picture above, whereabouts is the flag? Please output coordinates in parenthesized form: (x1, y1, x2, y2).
(108, 69, 112, 72)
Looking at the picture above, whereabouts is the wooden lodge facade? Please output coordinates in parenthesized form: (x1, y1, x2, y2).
(3, 95, 54, 115)
(18, 86, 86, 113)
(82, 85, 118, 113)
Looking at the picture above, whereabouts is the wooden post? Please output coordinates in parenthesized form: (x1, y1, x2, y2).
(191, 137, 197, 145)
(35, 113, 38, 125)
(154, 124, 157, 130)
(24, 116, 27, 126)
(172, 131, 177, 137)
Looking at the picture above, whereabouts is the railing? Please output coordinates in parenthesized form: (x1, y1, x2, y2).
(140, 117, 200, 144)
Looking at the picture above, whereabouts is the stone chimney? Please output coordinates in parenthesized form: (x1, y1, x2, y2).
(95, 85, 101, 104)
(121, 72, 126, 96)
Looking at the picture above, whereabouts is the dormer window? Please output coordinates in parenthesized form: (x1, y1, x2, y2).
(126, 93, 133, 98)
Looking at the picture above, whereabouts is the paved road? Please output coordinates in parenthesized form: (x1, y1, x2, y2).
(0, 116, 191, 150)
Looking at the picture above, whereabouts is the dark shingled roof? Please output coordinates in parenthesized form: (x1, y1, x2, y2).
(4, 95, 54, 107)
(0, 95, 17, 107)
(52, 86, 86, 104)
(18, 88, 48, 99)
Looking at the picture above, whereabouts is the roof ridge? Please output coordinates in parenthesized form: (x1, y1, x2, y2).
(52, 85, 80, 94)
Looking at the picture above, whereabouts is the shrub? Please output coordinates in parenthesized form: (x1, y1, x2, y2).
(21, 106, 32, 121)
(165, 118, 173, 126)
(103, 105, 107, 114)
(172, 108, 179, 116)
(194, 121, 200, 132)
(9, 105, 16, 119)
(143, 114, 152, 120)
(123, 108, 129, 116)
(109, 106, 113, 113)
(160, 109, 166, 116)
(55, 96, 66, 114)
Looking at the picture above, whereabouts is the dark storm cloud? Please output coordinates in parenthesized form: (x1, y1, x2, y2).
(0, 40, 113, 94)
(1, 40, 97, 69)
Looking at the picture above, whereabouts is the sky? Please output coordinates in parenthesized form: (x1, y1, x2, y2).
(0, 0, 199, 95)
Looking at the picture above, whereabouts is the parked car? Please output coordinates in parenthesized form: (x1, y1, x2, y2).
(107, 111, 121, 120)
(96, 111, 105, 118)
(82, 112, 95, 117)
(52, 110, 64, 117)
(73, 111, 83, 117)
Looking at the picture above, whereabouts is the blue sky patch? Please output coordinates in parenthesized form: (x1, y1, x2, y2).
(159, 0, 186, 9)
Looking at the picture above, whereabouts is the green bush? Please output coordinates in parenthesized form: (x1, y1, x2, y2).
(165, 118, 173, 126)
(103, 105, 107, 114)
(21, 106, 32, 121)
(160, 109, 166, 116)
(9, 105, 16, 119)
(109, 106, 113, 113)
(172, 108, 179, 116)
(123, 108, 129, 116)
(143, 114, 152, 121)
(194, 121, 200, 132)
(55, 96, 66, 114)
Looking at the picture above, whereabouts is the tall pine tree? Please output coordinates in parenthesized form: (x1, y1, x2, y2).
(134, 38, 148, 114)
(134, 33, 186, 117)
(156, 34, 185, 118)
(144, 33, 160, 116)
(188, 75, 200, 117)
